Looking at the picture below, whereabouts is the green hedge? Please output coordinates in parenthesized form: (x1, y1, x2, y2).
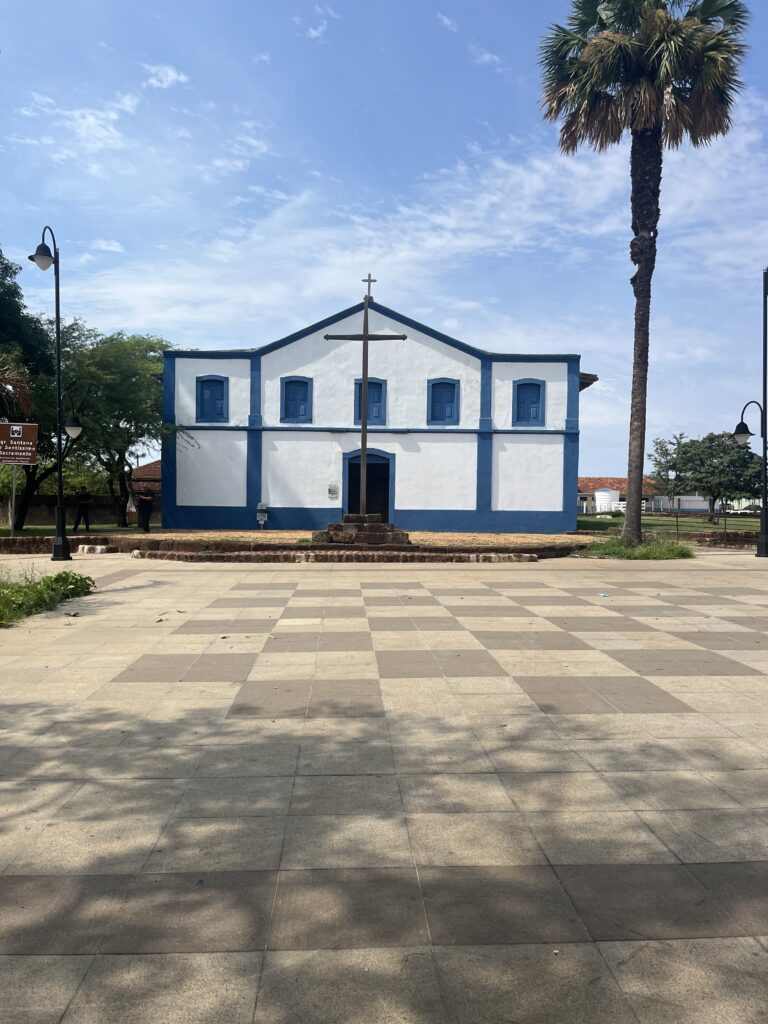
(0, 571, 96, 626)
(581, 537, 695, 560)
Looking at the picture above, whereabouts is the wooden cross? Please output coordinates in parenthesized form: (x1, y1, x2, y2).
(324, 277, 406, 516)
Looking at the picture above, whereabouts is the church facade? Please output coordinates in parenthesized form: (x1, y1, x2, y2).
(161, 300, 595, 533)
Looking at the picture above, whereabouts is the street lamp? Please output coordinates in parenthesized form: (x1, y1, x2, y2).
(28, 226, 80, 561)
(732, 268, 768, 559)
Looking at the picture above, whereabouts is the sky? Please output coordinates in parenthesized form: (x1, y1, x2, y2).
(2, 0, 768, 474)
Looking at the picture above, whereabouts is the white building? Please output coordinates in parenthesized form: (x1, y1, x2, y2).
(162, 300, 596, 533)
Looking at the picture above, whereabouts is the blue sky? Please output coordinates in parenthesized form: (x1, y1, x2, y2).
(2, 0, 768, 474)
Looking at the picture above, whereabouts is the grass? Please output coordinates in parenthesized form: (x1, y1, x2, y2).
(578, 514, 760, 535)
(0, 569, 96, 626)
(580, 536, 695, 560)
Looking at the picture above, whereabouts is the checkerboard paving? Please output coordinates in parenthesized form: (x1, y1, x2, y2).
(2, 550, 768, 1021)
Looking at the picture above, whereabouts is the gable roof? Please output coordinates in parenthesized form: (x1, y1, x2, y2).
(168, 300, 585, 365)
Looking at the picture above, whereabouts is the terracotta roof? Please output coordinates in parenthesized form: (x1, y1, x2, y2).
(579, 476, 661, 495)
(133, 459, 161, 482)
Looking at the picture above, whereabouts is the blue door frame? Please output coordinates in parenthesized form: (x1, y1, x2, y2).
(342, 449, 396, 523)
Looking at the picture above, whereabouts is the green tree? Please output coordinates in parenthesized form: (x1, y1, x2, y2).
(77, 333, 170, 526)
(652, 431, 761, 513)
(541, 0, 749, 543)
(648, 432, 688, 500)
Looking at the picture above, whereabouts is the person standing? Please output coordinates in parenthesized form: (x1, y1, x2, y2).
(136, 487, 155, 533)
(72, 487, 92, 532)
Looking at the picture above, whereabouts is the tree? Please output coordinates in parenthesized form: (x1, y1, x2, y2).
(648, 432, 688, 500)
(650, 431, 761, 513)
(77, 334, 169, 526)
(541, 0, 749, 543)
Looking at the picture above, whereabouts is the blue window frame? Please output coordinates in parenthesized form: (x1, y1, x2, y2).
(513, 378, 546, 427)
(427, 378, 460, 425)
(354, 378, 387, 425)
(196, 375, 229, 422)
(280, 376, 313, 423)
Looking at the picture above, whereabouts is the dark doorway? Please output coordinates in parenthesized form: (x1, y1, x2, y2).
(347, 457, 390, 522)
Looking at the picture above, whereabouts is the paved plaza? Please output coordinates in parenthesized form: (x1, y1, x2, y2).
(1, 550, 768, 1021)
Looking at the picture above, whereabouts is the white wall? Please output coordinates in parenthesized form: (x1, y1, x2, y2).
(491, 362, 568, 430)
(492, 435, 564, 512)
(260, 310, 481, 429)
(176, 431, 247, 507)
(175, 358, 251, 426)
(261, 432, 478, 511)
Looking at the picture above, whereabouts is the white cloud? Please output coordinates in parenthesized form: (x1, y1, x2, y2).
(142, 63, 189, 89)
(315, 3, 340, 16)
(437, 13, 458, 32)
(91, 239, 125, 253)
(253, 52, 271, 64)
(307, 21, 328, 40)
(470, 44, 501, 68)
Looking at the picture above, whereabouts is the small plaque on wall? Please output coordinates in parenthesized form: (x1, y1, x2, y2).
(328, 483, 339, 500)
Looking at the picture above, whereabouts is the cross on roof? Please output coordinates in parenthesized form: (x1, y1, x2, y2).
(362, 273, 376, 298)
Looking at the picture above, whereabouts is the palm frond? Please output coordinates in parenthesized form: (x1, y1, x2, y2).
(540, 0, 748, 153)
(0, 362, 32, 417)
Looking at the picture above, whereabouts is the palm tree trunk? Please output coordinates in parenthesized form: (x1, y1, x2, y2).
(623, 127, 663, 545)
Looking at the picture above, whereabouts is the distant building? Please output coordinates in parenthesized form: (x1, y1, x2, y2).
(578, 477, 756, 515)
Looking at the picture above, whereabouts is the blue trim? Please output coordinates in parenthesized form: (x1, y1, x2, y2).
(354, 378, 387, 425)
(196, 375, 229, 423)
(479, 358, 492, 432)
(162, 505, 574, 534)
(427, 378, 460, 426)
(342, 448, 396, 523)
(173, 424, 577, 436)
(249, 354, 262, 427)
(476, 357, 493, 512)
(280, 376, 313, 423)
(161, 353, 176, 528)
(566, 356, 581, 433)
(562, 432, 579, 531)
(513, 379, 546, 427)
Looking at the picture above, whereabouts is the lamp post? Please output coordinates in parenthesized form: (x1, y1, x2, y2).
(28, 226, 82, 561)
(732, 269, 768, 559)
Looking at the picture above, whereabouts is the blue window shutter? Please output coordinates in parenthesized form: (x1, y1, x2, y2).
(430, 381, 457, 424)
(282, 378, 311, 422)
(197, 376, 228, 422)
(518, 382, 541, 423)
(355, 380, 385, 424)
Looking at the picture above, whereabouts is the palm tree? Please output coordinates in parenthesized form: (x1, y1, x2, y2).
(541, 0, 749, 544)
(0, 361, 32, 418)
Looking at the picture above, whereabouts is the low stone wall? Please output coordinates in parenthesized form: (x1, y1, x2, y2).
(132, 549, 546, 564)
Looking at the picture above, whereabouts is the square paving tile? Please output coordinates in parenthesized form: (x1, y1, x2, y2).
(420, 865, 589, 944)
(194, 742, 300, 778)
(0, 874, 129, 953)
(690, 862, 768, 934)
(182, 654, 256, 683)
(433, 944, 638, 1024)
(376, 651, 441, 677)
(280, 815, 412, 868)
(61, 951, 262, 1023)
(227, 681, 311, 718)
(603, 771, 740, 810)
(113, 655, 198, 682)
(399, 773, 513, 813)
(289, 775, 403, 816)
(610, 650, 760, 676)
(6, 818, 167, 875)
(262, 634, 320, 653)
(599, 936, 768, 1024)
(298, 739, 395, 775)
(406, 812, 545, 866)
(175, 777, 294, 817)
(526, 810, 677, 864)
(268, 867, 428, 949)
(637, 808, 768, 862)
(499, 771, 627, 812)
(701, 769, 768, 807)
(100, 871, 277, 953)
(556, 864, 745, 940)
(253, 948, 444, 1024)
(0, 954, 94, 1024)
(433, 650, 508, 678)
(143, 817, 288, 872)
